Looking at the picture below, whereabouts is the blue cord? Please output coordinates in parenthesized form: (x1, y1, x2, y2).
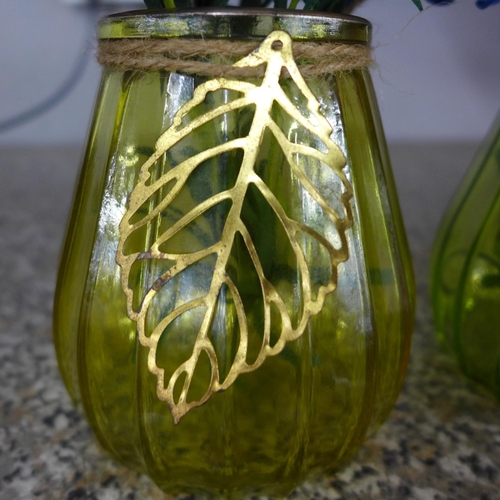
(0, 5, 102, 134)
(0, 46, 91, 134)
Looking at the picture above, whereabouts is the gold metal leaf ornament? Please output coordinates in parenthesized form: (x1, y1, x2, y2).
(117, 30, 354, 424)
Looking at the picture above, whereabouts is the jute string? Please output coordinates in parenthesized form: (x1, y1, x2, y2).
(97, 38, 373, 77)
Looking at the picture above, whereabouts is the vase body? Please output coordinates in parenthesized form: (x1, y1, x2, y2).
(431, 112, 500, 397)
(54, 9, 414, 498)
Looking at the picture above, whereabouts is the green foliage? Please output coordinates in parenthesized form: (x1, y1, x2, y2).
(143, 0, 167, 7)
(303, 0, 352, 12)
(142, 0, 423, 11)
(412, 0, 424, 10)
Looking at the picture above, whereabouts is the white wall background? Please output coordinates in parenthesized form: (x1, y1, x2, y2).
(0, 0, 499, 145)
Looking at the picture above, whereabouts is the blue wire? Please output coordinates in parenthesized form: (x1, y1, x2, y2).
(0, 3, 138, 134)
(0, 4, 103, 135)
(0, 46, 91, 134)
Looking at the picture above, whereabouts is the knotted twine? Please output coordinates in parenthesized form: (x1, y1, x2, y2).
(97, 37, 373, 78)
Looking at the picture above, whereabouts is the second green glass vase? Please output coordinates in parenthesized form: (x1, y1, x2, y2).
(432, 111, 500, 398)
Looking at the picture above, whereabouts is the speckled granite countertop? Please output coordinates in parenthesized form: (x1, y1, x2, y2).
(1, 144, 500, 500)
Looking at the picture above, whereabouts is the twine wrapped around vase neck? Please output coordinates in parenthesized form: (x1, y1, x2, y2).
(97, 37, 373, 78)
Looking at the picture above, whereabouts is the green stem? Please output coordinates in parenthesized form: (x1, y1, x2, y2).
(143, 0, 176, 8)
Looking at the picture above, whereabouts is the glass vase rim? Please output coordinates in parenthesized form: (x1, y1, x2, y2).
(98, 7, 371, 44)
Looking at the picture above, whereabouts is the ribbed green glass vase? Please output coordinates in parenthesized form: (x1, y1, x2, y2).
(431, 112, 500, 398)
(53, 9, 415, 498)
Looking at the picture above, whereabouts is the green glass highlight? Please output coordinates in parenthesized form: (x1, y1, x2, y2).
(431, 112, 500, 398)
(53, 10, 414, 498)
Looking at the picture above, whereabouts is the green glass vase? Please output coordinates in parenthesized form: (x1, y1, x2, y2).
(431, 112, 500, 398)
(53, 9, 415, 498)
